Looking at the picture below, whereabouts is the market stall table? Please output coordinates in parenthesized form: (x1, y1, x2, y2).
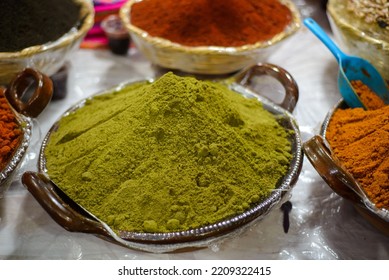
(0, 19, 388, 260)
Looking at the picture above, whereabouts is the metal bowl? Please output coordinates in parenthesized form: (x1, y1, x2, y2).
(22, 63, 303, 252)
(0, 0, 94, 85)
(120, 0, 301, 75)
(0, 69, 53, 197)
(304, 100, 389, 236)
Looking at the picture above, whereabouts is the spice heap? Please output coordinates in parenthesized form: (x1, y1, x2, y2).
(0, 91, 22, 171)
(347, 0, 389, 29)
(130, 0, 293, 47)
(45, 73, 293, 233)
(326, 104, 389, 209)
(351, 80, 386, 110)
(0, 0, 81, 52)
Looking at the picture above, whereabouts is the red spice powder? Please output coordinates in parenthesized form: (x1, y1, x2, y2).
(0, 90, 22, 170)
(130, 0, 293, 47)
(326, 106, 389, 209)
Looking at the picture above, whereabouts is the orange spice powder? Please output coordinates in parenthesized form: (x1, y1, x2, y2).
(130, 0, 293, 47)
(0, 90, 22, 170)
(326, 106, 389, 209)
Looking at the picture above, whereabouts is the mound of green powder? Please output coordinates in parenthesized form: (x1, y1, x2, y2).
(0, 0, 81, 52)
(45, 72, 293, 233)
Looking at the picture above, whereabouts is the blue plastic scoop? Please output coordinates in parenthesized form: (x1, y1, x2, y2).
(304, 18, 389, 109)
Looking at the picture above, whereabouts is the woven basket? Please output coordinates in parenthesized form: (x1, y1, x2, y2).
(0, 0, 94, 85)
(120, 0, 301, 75)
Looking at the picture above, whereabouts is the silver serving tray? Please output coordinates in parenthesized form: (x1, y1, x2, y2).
(23, 63, 303, 252)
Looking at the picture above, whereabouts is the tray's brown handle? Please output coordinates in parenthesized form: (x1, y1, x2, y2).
(4, 68, 53, 118)
(22, 171, 109, 237)
(303, 135, 364, 205)
(234, 63, 299, 112)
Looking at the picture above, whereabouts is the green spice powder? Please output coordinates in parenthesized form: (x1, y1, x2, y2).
(45, 73, 293, 233)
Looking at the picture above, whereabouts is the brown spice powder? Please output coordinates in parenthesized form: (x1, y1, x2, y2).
(0, 91, 22, 170)
(130, 0, 293, 47)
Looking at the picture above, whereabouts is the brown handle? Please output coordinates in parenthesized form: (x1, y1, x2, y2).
(303, 135, 365, 205)
(4, 68, 53, 118)
(234, 63, 299, 112)
(22, 171, 109, 237)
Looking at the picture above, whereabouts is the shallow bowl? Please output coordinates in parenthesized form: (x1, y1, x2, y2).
(120, 0, 301, 75)
(0, 0, 94, 85)
(22, 63, 303, 252)
(304, 100, 389, 236)
(0, 69, 53, 197)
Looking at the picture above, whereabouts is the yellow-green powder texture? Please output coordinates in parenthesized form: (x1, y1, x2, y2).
(45, 73, 293, 233)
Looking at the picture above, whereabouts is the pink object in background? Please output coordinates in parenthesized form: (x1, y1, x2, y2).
(81, 0, 126, 49)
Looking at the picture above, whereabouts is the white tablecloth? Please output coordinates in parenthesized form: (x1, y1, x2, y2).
(1, 7, 388, 260)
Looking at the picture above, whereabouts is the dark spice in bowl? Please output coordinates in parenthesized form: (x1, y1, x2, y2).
(0, 0, 81, 52)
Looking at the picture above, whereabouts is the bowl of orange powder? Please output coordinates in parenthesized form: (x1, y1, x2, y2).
(0, 69, 53, 197)
(120, 0, 301, 75)
(303, 89, 389, 236)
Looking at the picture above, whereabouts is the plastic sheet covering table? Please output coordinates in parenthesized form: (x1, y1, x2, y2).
(0, 6, 388, 260)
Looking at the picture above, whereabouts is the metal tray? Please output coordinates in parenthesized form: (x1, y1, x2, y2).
(22, 63, 303, 252)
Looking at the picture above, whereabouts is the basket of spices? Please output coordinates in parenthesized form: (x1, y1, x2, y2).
(304, 83, 389, 236)
(0, 69, 53, 197)
(119, 0, 301, 75)
(0, 0, 94, 85)
(327, 0, 389, 82)
(22, 63, 303, 252)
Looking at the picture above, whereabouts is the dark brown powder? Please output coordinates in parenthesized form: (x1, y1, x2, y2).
(0, 0, 81, 52)
(326, 106, 389, 209)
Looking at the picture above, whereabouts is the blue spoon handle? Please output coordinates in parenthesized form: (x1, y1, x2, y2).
(303, 18, 345, 62)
